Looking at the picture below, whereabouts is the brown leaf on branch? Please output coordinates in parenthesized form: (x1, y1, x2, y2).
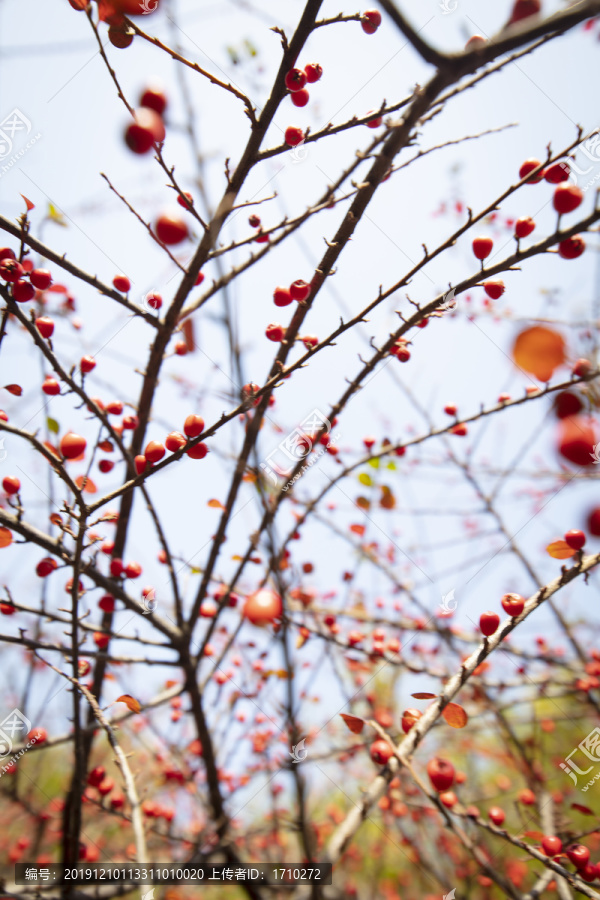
(4, 384, 22, 396)
(116, 694, 141, 714)
(442, 703, 468, 728)
(340, 714, 365, 734)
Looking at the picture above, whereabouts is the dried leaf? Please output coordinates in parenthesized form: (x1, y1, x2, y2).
(546, 539, 576, 560)
(340, 713, 365, 734)
(21, 194, 35, 211)
(243, 471, 257, 482)
(49, 513, 63, 526)
(47, 283, 67, 294)
(116, 694, 141, 714)
(47, 417, 59, 434)
(380, 485, 396, 510)
(355, 496, 370, 510)
(4, 384, 22, 397)
(75, 475, 97, 494)
(523, 830, 545, 840)
(181, 317, 195, 353)
(0, 527, 13, 548)
(208, 499, 225, 509)
(411, 692, 436, 699)
(571, 803, 594, 815)
(350, 524, 365, 536)
(442, 703, 468, 728)
(512, 325, 566, 382)
(296, 631, 309, 649)
(99, 440, 114, 453)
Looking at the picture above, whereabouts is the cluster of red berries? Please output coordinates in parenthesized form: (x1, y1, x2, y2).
(479, 592, 527, 637)
(135, 414, 208, 474)
(124, 84, 167, 155)
(273, 279, 311, 306)
(518, 156, 585, 258)
(0, 247, 52, 303)
(284, 61, 323, 114)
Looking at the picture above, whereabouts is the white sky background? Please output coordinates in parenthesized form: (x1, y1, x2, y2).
(0, 0, 599, 819)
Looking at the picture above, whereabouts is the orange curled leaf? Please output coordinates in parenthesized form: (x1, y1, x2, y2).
(340, 713, 365, 734)
(442, 703, 468, 728)
(75, 475, 97, 494)
(512, 325, 566, 382)
(546, 539, 576, 560)
(116, 694, 141, 714)
(411, 692, 436, 699)
(0, 527, 13, 548)
(350, 524, 365, 536)
(208, 499, 225, 509)
(523, 830, 545, 840)
(4, 384, 22, 396)
(99, 440, 114, 453)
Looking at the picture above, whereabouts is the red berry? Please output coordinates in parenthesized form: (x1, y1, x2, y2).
(0, 259, 24, 282)
(155, 212, 189, 245)
(30, 269, 53, 290)
(80, 355, 96, 374)
(105, 400, 123, 415)
(134, 455, 147, 475)
(266, 323, 285, 342)
(243, 589, 282, 626)
(519, 157, 544, 183)
(545, 161, 570, 184)
(558, 235, 585, 259)
(36, 557, 58, 578)
(177, 191, 194, 210)
(554, 390, 583, 419)
(28, 727, 47, 745)
(518, 788, 536, 805)
(186, 442, 208, 459)
(139, 83, 167, 116)
(588, 507, 600, 536)
(165, 431, 186, 452)
(145, 441, 166, 464)
(483, 280, 505, 299)
(366, 111, 383, 128)
(290, 279, 311, 302)
(302, 335, 318, 350)
(564, 529, 586, 550)
(401, 708, 422, 734)
(0, 247, 16, 261)
(488, 806, 505, 826)
(451, 423, 468, 436)
(123, 415, 139, 429)
(98, 777, 114, 796)
(472, 236, 493, 260)
(174, 340, 187, 356)
(88, 766, 106, 788)
(566, 844, 590, 869)
(145, 291, 162, 310)
(124, 107, 165, 154)
(98, 594, 115, 612)
(108, 24, 134, 48)
(2, 476, 20, 495)
(273, 286, 293, 307)
(579, 864, 597, 883)
(60, 432, 86, 460)
(12, 279, 35, 303)
(124, 561, 142, 579)
(465, 34, 487, 49)
(248, 214, 261, 228)
(304, 63, 323, 83)
(112, 274, 130, 293)
(479, 611, 500, 636)
(542, 835, 562, 857)
(183, 414, 204, 438)
(94, 632, 110, 650)
(553, 183, 583, 215)
(361, 9, 382, 33)
(195, 271, 204, 285)
(515, 216, 536, 238)
(0, 602, 16, 615)
(557, 415, 598, 466)
(509, 0, 541, 24)
(42, 377, 60, 395)
(285, 68, 307, 92)
(427, 757, 455, 792)
(284, 126, 305, 148)
(573, 358, 593, 378)
(290, 88, 309, 108)
(501, 593, 525, 616)
(444, 404, 457, 416)
(370, 739, 393, 765)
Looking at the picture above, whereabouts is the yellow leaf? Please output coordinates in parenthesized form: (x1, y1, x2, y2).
(116, 694, 141, 714)
(48, 203, 67, 227)
(358, 473, 373, 486)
